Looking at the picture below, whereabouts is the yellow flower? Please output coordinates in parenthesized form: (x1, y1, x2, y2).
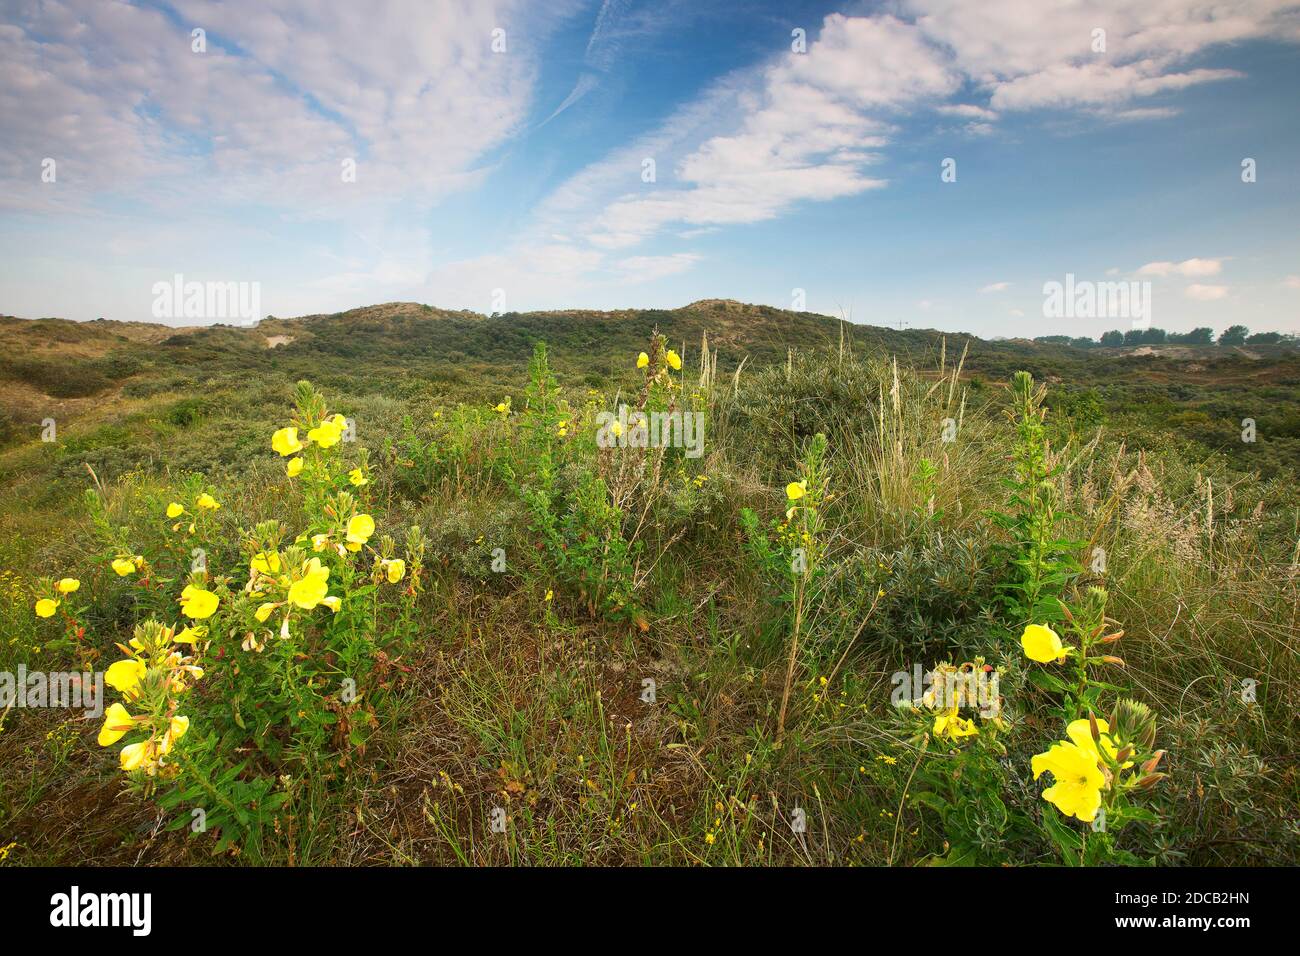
(346, 514, 375, 546)
(119, 741, 154, 772)
(166, 502, 185, 518)
(544, 589, 553, 602)
(254, 602, 276, 623)
(97, 703, 133, 746)
(1031, 739, 1106, 823)
(933, 711, 980, 740)
(287, 558, 330, 609)
(311, 533, 331, 552)
(111, 558, 137, 576)
(196, 493, 220, 510)
(321, 595, 342, 612)
(494, 400, 509, 414)
(1066, 717, 1134, 770)
(666, 349, 682, 370)
(250, 551, 281, 575)
(173, 626, 203, 644)
(307, 418, 342, 448)
(610, 421, 623, 438)
(385, 559, 405, 584)
(1021, 623, 1068, 663)
(105, 659, 147, 696)
(56, 577, 80, 594)
(287, 457, 304, 478)
(636, 352, 649, 369)
(179, 584, 219, 619)
(785, 480, 807, 501)
(704, 832, 715, 845)
(348, 467, 368, 487)
(272, 426, 304, 457)
(166, 715, 190, 745)
(34, 598, 58, 618)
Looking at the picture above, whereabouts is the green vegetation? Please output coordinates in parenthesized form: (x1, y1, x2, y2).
(0, 302, 1296, 866)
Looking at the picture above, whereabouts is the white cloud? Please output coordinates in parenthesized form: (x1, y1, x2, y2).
(0, 0, 574, 214)
(615, 253, 702, 282)
(1185, 283, 1229, 301)
(1137, 258, 1223, 277)
(1282, 275, 1300, 289)
(936, 103, 999, 120)
(903, 0, 1299, 115)
(980, 281, 1011, 293)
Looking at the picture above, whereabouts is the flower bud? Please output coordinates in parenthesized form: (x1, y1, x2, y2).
(1141, 750, 1165, 774)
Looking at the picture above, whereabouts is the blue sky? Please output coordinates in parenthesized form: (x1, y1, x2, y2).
(2, 0, 1299, 338)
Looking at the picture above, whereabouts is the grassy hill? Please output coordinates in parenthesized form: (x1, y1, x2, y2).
(0, 304, 1296, 867)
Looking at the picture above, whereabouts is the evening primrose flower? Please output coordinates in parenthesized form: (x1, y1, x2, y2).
(1066, 717, 1134, 770)
(385, 559, 405, 584)
(166, 502, 185, 519)
(272, 426, 304, 457)
(1021, 623, 1068, 663)
(321, 595, 342, 613)
(287, 457, 304, 478)
(163, 715, 189, 750)
(119, 740, 155, 773)
(111, 558, 137, 576)
(348, 467, 368, 487)
(34, 598, 58, 618)
(933, 711, 980, 740)
(105, 659, 147, 697)
(666, 349, 682, 370)
(786, 480, 807, 501)
(1031, 739, 1106, 823)
(172, 626, 203, 644)
(307, 418, 343, 448)
(250, 551, 281, 575)
(346, 514, 375, 549)
(636, 352, 649, 369)
(254, 602, 276, 623)
(179, 584, 219, 619)
(56, 578, 80, 594)
(196, 493, 220, 510)
(287, 558, 330, 609)
(97, 702, 133, 746)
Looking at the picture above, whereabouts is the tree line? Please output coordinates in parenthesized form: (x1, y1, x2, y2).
(1033, 325, 1294, 348)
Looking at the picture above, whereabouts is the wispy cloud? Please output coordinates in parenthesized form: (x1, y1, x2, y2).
(1137, 258, 1224, 277)
(1185, 283, 1229, 301)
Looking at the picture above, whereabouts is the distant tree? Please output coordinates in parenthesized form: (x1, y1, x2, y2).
(1246, 331, 1282, 344)
(1100, 330, 1124, 347)
(1123, 329, 1144, 345)
(1069, 336, 1095, 348)
(1034, 335, 1072, 344)
(1142, 328, 1168, 344)
(1219, 325, 1249, 345)
(1170, 327, 1213, 345)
